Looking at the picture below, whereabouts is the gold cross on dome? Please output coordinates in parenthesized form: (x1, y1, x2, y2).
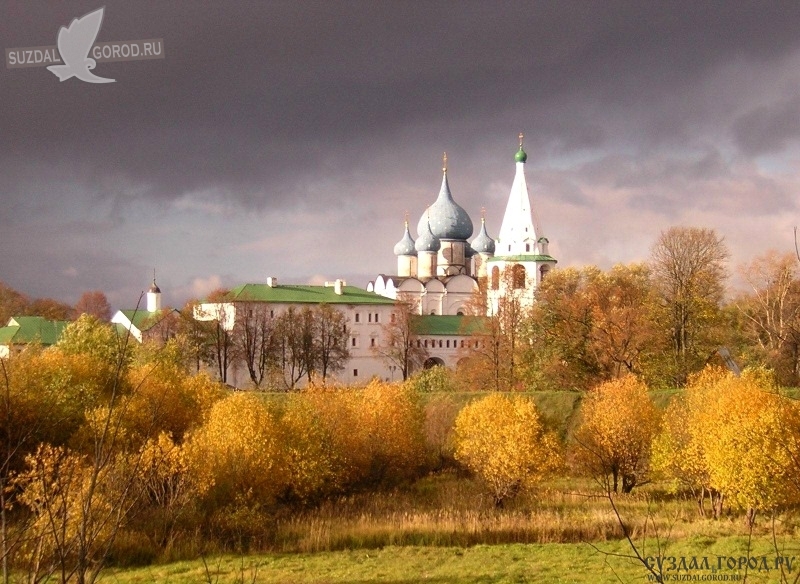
(442, 152, 447, 172)
(519, 132, 524, 147)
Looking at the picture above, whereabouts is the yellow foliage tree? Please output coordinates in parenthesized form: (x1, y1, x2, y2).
(295, 380, 427, 491)
(573, 376, 659, 493)
(700, 369, 799, 524)
(122, 363, 226, 447)
(651, 367, 727, 516)
(279, 392, 342, 501)
(134, 432, 196, 549)
(186, 393, 289, 509)
(454, 394, 560, 506)
(653, 366, 800, 524)
(15, 443, 135, 584)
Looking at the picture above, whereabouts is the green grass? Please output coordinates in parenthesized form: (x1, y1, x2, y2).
(95, 473, 800, 583)
(102, 535, 800, 583)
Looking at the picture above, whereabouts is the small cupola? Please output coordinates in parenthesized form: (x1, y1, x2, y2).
(471, 214, 496, 255)
(415, 216, 441, 253)
(393, 217, 417, 256)
(146, 273, 161, 312)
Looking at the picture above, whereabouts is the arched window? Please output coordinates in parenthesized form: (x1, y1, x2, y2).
(491, 266, 500, 290)
(512, 264, 526, 289)
(540, 265, 551, 281)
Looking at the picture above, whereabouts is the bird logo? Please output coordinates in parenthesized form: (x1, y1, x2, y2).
(47, 7, 115, 83)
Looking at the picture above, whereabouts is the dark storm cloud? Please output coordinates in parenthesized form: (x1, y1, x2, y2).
(4, 1, 800, 304)
(4, 1, 800, 213)
(733, 97, 800, 156)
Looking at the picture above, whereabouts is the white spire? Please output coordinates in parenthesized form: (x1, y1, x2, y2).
(497, 134, 538, 256)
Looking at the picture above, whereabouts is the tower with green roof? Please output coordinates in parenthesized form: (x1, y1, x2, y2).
(488, 133, 557, 313)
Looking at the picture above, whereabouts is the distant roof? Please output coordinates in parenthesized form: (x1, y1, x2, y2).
(0, 316, 70, 346)
(487, 254, 557, 263)
(412, 315, 487, 336)
(118, 309, 176, 331)
(224, 284, 396, 305)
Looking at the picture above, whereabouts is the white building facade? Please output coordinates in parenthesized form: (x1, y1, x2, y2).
(194, 279, 398, 387)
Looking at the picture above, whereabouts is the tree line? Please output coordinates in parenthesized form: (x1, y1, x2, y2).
(456, 226, 800, 391)
(0, 286, 111, 324)
(0, 315, 429, 582)
(183, 299, 351, 390)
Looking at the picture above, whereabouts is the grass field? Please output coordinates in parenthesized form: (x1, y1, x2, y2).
(96, 472, 800, 584)
(103, 536, 800, 584)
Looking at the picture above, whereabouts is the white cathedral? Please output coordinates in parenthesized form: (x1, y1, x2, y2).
(368, 134, 556, 316)
(117, 134, 557, 386)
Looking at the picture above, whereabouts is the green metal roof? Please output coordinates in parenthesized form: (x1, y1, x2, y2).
(119, 309, 175, 331)
(487, 254, 557, 263)
(0, 316, 70, 346)
(225, 284, 396, 305)
(412, 315, 487, 336)
(0, 327, 18, 345)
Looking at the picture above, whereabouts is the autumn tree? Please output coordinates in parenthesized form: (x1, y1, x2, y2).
(0, 282, 29, 325)
(232, 302, 279, 388)
(314, 304, 349, 381)
(75, 291, 112, 322)
(526, 267, 598, 390)
(275, 306, 317, 389)
(373, 297, 427, 381)
(655, 367, 800, 525)
(293, 381, 427, 491)
(583, 264, 667, 381)
(186, 393, 289, 509)
(14, 312, 149, 584)
(651, 367, 726, 517)
(734, 250, 800, 385)
(454, 394, 560, 507)
(0, 349, 99, 581)
(0, 283, 73, 324)
(57, 314, 125, 368)
(26, 298, 74, 321)
(650, 227, 729, 385)
(695, 369, 800, 524)
(572, 376, 659, 493)
(173, 299, 216, 373)
(526, 264, 667, 391)
(458, 269, 529, 391)
(198, 289, 236, 384)
(122, 360, 225, 446)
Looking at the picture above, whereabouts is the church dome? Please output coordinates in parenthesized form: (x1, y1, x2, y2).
(415, 219, 441, 252)
(148, 279, 161, 293)
(416, 168, 473, 241)
(471, 218, 496, 254)
(393, 222, 416, 256)
(515, 132, 528, 163)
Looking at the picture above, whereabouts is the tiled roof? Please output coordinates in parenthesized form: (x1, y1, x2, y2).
(487, 254, 557, 263)
(0, 316, 70, 346)
(118, 309, 175, 331)
(412, 315, 487, 336)
(225, 284, 396, 305)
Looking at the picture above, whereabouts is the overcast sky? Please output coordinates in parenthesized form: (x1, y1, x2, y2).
(3, 1, 800, 310)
